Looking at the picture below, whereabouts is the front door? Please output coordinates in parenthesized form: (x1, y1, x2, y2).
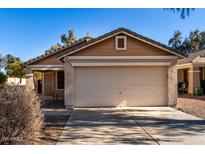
(43, 72, 53, 96)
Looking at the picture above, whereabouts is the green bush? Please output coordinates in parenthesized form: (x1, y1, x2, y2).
(0, 71, 7, 85)
(0, 85, 44, 144)
(200, 80, 205, 94)
(193, 88, 204, 96)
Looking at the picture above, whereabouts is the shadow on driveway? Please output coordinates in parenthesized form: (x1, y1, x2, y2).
(58, 107, 205, 145)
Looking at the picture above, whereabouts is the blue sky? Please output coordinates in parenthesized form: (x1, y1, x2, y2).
(0, 8, 205, 61)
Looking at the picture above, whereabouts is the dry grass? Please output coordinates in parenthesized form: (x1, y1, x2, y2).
(0, 85, 44, 144)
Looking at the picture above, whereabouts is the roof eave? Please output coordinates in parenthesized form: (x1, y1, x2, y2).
(22, 38, 91, 67)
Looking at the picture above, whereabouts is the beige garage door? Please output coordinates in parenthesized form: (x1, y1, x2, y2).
(74, 66, 168, 107)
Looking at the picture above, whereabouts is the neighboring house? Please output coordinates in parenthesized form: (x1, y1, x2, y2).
(177, 49, 205, 94)
(23, 28, 185, 108)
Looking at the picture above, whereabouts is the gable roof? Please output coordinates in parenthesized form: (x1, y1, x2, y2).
(178, 49, 205, 64)
(57, 27, 186, 59)
(23, 27, 186, 67)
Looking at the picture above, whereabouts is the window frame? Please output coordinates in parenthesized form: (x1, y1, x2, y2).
(56, 71, 64, 90)
(115, 36, 127, 51)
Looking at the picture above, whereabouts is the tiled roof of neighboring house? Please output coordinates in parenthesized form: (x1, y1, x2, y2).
(178, 49, 205, 64)
(22, 35, 92, 67)
(57, 27, 186, 59)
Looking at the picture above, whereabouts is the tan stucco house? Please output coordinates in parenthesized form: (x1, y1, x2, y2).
(23, 28, 185, 108)
(178, 49, 205, 94)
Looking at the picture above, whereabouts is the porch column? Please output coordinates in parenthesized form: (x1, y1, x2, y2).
(168, 61, 177, 106)
(64, 57, 74, 109)
(188, 66, 200, 94)
(25, 68, 34, 90)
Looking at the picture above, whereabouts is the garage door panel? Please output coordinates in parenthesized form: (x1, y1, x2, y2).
(119, 67, 167, 106)
(75, 96, 97, 107)
(97, 96, 119, 107)
(74, 66, 168, 107)
(97, 88, 119, 97)
(75, 84, 97, 97)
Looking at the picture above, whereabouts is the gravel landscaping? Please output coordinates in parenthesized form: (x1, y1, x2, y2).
(35, 100, 71, 144)
(177, 95, 205, 119)
(36, 114, 70, 144)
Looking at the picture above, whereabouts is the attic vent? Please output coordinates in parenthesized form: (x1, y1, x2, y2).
(115, 36, 127, 50)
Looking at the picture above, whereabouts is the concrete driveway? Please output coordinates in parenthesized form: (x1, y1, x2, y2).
(57, 107, 205, 145)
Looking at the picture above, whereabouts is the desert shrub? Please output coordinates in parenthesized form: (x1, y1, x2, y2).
(0, 72, 7, 85)
(0, 85, 44, 144)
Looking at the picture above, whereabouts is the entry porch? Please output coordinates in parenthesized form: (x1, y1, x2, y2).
(25, 65, 65, 101)
(177, 63, 205, 95)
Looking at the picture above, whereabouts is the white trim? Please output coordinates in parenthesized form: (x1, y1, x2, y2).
(27, 65, 64, 68)
(115, 36, 127, 50)
(68, 56, 178, 60)
(177, 63, 193, 69)
(188, 70, 200, 73)
(58, 30, 184, 59)
(30, 68, 64, 71)
(27, 65, 64, 71)
(56, 71, 64, 90)
(71, 62, 171, 67)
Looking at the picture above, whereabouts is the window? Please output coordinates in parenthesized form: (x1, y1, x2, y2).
(57, 71, 64, 89)
(115, 36, 127, 50)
